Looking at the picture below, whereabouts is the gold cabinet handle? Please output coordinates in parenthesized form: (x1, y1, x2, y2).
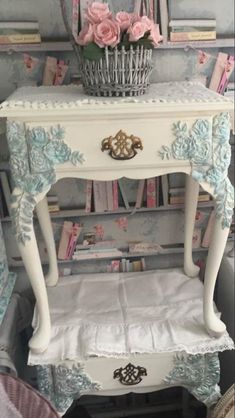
(101, 130, 143, 160)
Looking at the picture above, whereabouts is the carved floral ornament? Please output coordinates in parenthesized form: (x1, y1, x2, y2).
(7, 121, 85, 244)
(158, 112, 234, 229)
(37, 363, 101, 413)
(164, 353, 221, 407)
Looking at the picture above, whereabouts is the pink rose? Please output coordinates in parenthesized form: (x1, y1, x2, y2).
(130, 13, 141, 23)
(94, 19, 120, 48)
(115, 11, 132, 31)
(77, 24, 94, 45)
(127, 21, 146, 42)
(149, 24, 163, 46)
(141, 15, 154, 31)
(86, 2, 111, 24)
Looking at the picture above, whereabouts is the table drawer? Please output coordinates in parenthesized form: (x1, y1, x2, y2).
(83, 352, 174, 392)
(24, 115, 213, 178)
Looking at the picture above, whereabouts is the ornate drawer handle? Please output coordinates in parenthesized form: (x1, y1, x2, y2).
(113, 362, 147, 386)
(101, 130, 143, 160)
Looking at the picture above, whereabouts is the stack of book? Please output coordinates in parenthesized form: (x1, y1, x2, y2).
(169, 19, 216, 42)
(72, 241, 123, 260)
(47, 195, 60, 213)
(92, 180, 118, 212)
(0, 21, 41, 44)
(57, 221, 83, 260)
(168, 186, 211, 205)
(107, 257, 146, 273)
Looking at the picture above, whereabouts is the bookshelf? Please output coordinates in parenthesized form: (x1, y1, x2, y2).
(0, 201, 215, 223)
(9, 246, 210, 268)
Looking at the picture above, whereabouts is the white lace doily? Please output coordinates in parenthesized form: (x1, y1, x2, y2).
(1, 81, 232, 111)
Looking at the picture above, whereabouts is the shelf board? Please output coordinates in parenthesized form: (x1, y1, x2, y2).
(0, 37, 233, 53)
(9, 246, 208, 267)
(1, 201, 214, 223)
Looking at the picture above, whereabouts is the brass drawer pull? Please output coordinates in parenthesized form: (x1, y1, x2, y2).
(101, 130, 143, 160)
(113, 362, 147, 386)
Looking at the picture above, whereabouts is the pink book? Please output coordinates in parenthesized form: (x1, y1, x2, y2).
(112, 180, 119, 210)
(93, 181, 107, 212)
(147, 178, 156, 208)
(57, 221, 73, 260)
(135, 179, 145, 209)
(201, 210, 216, 248)
(217, 56, 234, 94)
(111, 260, 120, 273)
(66, 223, 83, 259)
(85, 180, 92, 213)
(106, 181, 114, 211)
(149, 0, 154, 20)
(209, 52, 228, 92)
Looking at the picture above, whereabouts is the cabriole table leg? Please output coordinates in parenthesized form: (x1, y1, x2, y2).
(184, 175, 200, 278)
(36, 196, 59, 287)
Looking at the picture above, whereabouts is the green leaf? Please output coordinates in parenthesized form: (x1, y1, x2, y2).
(82, 43, 105, 61)
(135, 39, 154, 49)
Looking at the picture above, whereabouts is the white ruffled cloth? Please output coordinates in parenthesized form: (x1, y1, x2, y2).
(29, 268, 234, 365)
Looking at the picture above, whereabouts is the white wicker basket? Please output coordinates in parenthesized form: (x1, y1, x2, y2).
(77, 45, 153, 97)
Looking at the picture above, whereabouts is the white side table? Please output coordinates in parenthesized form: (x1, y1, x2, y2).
(0, 81, 234, 355)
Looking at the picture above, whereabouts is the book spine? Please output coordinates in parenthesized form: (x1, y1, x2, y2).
(72, 251, 122, 260)
(217, 56, 234, 94)
(42, 56, 57, 86)
(169, 194, 210, 204)
(111, 260, 120, 273)
(57, 221, 73, 260)
(159, 0, 169, 43)
(209, 52, 228, 91)
(147, 178, 156, 208)
(85, 180, 92, 213)
(149, 0, 154, 20)
(134, 0, 142, 14)
(48, 205, 60, 213)
(0, 21, 39, 29)
(112, 180, 119, 210)
(201, 210, 216, 248)
(170, 31, 216, 41)
(106, 181, 114, 211)
(161, 175, 169, 206)
(141, 257, 146, 271)
(0, 33, 41, 44)
(66, 223, 83, 259)
(118, 179, 130, 210)
(169, 19, 216, 27)
(154, 0, 158, 23)
(135, 179, 145, 209)
(121, 258, 126, 272)
(0, 29, 40, 35)
(93, 181, 107, 212)
(171, 26, 216, 33)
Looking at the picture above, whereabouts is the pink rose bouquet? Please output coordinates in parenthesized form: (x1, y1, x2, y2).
(77, 2, 162, 61)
